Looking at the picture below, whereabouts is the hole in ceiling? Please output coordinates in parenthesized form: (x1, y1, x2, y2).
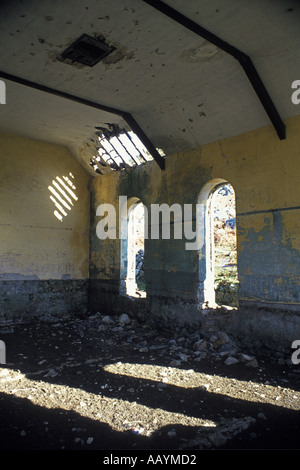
(89, 124, 165, 174)
(60, 33, 116, 67)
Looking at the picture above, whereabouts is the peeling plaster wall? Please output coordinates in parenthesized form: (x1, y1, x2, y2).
(90, 115, 300, 348)
(230, 115, 300, 311)
(0, 132, 90, 321)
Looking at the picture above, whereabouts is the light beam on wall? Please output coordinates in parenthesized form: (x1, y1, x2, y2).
(48, 173, 78, 222)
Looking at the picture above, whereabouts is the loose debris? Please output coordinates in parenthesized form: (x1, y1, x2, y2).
(0, 312, 299, 450)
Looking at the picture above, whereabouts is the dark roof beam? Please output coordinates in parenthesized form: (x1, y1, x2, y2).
(0, 70, 166, 170)
(142, 0, 286, 140)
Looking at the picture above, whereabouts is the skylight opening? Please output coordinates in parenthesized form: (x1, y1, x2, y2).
(128, 131, 154, 162)
(118, 133, 142, 165)
(89, 124, 165, 174)
(110, 136, 137, 167)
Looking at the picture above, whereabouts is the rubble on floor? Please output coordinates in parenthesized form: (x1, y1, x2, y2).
(0, 311, 299, 450)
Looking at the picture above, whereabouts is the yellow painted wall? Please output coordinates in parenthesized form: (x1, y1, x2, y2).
(0, 131, 90, 280)
(91, 115, 300, 309)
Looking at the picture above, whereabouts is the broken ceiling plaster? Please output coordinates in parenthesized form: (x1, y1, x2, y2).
(181, 41, 223, 63)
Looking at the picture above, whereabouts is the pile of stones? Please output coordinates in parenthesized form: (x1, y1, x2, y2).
(94, 312, 260, 368)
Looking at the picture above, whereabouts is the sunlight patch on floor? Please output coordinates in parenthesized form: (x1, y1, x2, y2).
(0, 368, 216, 436)
(104, 362, 300, 410)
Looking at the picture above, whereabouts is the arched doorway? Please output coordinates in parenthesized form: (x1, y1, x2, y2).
(197, 179, 238, 308)
(120, 198, 146, 298)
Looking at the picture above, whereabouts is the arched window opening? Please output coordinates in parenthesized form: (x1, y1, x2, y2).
(212, 183, 239, 308)
(198, 179, 238, 309)
(120, 199, 146, 298)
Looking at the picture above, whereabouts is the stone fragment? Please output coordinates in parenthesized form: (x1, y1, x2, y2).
(224, 356, 239, 365)
(102, 315, 113, 324)
(238, 353, 254, 362)
(44, 368, 59, 377)
(157, 382, 167, 389)
(245, 358, 259, 368)
(194, 340, 207, 351)
(112, 326, 123, 333)
(170, 359, 181, 367)
(119, 313, 130, 327)
(179, 353, 188, 361)
(198, 384, 209, 391)
(213, 331, 231, 349)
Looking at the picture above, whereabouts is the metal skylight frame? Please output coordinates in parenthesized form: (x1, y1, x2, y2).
(0, 71, 166, 172)
(89, 124, 165, 174)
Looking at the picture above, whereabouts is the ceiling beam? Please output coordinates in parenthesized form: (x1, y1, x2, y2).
(142, 0, 286, 140)
(0, 70, 166, 170)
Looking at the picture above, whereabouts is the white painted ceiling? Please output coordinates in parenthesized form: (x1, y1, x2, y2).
(0, 0, 299, 175)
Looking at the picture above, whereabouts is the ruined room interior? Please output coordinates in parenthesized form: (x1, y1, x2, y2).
(0, 0, 300, 452)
